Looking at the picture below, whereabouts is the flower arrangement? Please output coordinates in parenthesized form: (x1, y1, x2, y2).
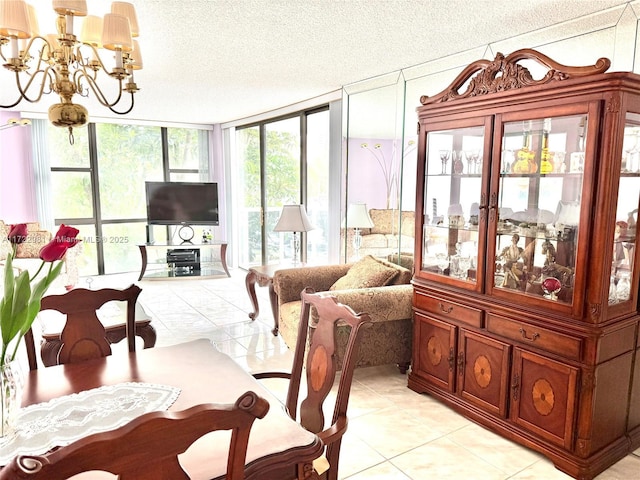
(1, 224, 81, 367)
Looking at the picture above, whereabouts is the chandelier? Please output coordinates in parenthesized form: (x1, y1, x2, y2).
(0, 0, 142, 143)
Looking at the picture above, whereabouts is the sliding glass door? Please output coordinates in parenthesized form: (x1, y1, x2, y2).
(236, 107, 329, 269)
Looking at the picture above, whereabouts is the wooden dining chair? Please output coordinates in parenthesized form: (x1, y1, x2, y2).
(24, 284, 155, 370)
(253, 287, 372, 480)
(0, 390, 270, 480)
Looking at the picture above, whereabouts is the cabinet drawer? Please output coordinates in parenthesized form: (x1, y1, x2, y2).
(486, 314, 582, 360)
(414, 292, 483, 328)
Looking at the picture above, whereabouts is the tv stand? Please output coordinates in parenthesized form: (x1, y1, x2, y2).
(138, 242, 230, 280)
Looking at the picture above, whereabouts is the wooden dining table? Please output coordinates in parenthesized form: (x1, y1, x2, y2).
(18, 338, 323, 479)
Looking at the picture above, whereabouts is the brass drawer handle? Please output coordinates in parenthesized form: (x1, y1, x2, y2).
(519, 327, 540, 342)
(439, 302, 453, 314)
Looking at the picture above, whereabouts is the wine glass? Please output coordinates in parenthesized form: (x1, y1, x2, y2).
(435, 252, 449, 275)
(457, 256, 471, 280)
(622, 130, 638, 172)
(464, 150, 477, 174)
(541, 277, 562, 301)
(439, 150, 451, 174)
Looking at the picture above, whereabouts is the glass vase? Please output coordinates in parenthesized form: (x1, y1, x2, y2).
(0, 360, 23, 439)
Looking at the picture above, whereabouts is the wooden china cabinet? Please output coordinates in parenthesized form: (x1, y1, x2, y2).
(408, 49, 640, 479)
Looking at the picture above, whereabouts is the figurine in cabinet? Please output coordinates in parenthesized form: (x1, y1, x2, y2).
(541, 239, 556, 266)
(499, 234, 524, 289)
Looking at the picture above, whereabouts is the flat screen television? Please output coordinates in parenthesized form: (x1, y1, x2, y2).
(145, 181, 219, 226)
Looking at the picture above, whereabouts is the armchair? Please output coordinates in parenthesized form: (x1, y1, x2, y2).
(273, 256, 413, 373)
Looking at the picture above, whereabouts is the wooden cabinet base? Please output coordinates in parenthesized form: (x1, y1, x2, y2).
(408, 374, 632, 480)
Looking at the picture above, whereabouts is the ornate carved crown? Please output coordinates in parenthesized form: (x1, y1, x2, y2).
(420, 48, 611, 105)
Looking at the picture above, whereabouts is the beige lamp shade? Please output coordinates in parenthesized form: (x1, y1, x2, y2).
(346, 203, 374, 229)
(80, 14, 102, 46)
(274, 205, 315, 233)
(0, 0, 31, 39)
(101, 12, 132, 51)
(128, 39, 143, 70)
(25, 3, 39, 37)
(111, 1, 138, 37)
(53, 0, 88, 16)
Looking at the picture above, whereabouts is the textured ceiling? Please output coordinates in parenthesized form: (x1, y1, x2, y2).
(0, 0, 631, 127)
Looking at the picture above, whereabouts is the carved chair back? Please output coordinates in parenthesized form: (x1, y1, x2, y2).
(24, 284, 142, 370)
(0, 391, 269, 480)
(256, 287, 371, 480)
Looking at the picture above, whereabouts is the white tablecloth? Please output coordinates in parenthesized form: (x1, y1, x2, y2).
(0, 382, 180, 465)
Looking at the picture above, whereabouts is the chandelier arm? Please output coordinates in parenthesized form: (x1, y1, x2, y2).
(76, 71, 126, 108)
(77, 44, 111, 72)
(107, 92, 135, 115)
(11, 67, 55, 104)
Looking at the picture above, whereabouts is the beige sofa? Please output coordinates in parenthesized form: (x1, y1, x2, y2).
(0, 221, 81, 290)
(273, 255, 413, 373)
(344, 208, 415, 261)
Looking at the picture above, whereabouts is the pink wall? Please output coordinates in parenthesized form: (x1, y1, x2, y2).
(0, 111, 37, 223)
(347, 138, 398, 210)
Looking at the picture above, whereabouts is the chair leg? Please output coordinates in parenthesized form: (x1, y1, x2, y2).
(397, 361, 411, 374)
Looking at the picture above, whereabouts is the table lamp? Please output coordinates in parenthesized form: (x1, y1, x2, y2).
(274, 204, 315, 265)
(346, 203, 374, 259)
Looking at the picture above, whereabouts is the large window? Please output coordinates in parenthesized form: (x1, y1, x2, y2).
(48, 123, 210, 276)
(236, 107, 330, 268)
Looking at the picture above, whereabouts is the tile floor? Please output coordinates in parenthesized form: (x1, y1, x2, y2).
(58, 269, 640, 479)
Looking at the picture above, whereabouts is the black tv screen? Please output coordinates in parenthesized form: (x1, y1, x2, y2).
(145, 181, 219, 226)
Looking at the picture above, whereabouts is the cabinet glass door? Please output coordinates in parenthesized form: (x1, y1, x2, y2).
(494, 115, 586, 305)
(609, 114, 640, 307)
(421, 125, 484, 286)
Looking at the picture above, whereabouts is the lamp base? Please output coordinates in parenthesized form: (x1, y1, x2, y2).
(352, 228, 363, 260)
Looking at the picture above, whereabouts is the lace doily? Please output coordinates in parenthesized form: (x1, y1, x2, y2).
(0, 382, 181, 466)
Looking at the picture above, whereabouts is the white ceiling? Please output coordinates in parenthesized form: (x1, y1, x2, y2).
(0, 0, 632, 127)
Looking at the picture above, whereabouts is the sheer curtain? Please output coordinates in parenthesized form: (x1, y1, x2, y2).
(30, 119, 54, 231)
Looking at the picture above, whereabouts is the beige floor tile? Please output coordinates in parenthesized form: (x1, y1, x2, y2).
(336, 434, 388, 479)
(446, 423, 544, 475)
(348, 407, 445, 458)
(342, 460, 411, 479)
(391, 436, 507, 479)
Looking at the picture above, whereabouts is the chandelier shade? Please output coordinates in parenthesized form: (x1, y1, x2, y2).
(80, 15, 102, 47)
(0, 0, 30, 38)
(0, 0, 143, 143)
(102, 13, 132, 52)
(111, 1, 138, 37)
(52, 0, 87, 16)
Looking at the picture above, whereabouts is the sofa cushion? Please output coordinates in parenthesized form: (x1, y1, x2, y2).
(329, 255, 401, 291)
(376, 257, 412, 285)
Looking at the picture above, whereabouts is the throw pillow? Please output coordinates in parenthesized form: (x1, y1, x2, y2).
(329, 255, 399, 290)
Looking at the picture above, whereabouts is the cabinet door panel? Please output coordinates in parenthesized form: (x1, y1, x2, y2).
(490, 113, 588, 311)
(510, 348, 578, 450)
(412, 312, 456, 392)
(417, 118, 490, 293)
(457, 329, 511, 418)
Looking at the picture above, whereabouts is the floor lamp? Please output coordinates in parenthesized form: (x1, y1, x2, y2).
(274, 205, 314, 265)
(346, 203, 374, 260)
